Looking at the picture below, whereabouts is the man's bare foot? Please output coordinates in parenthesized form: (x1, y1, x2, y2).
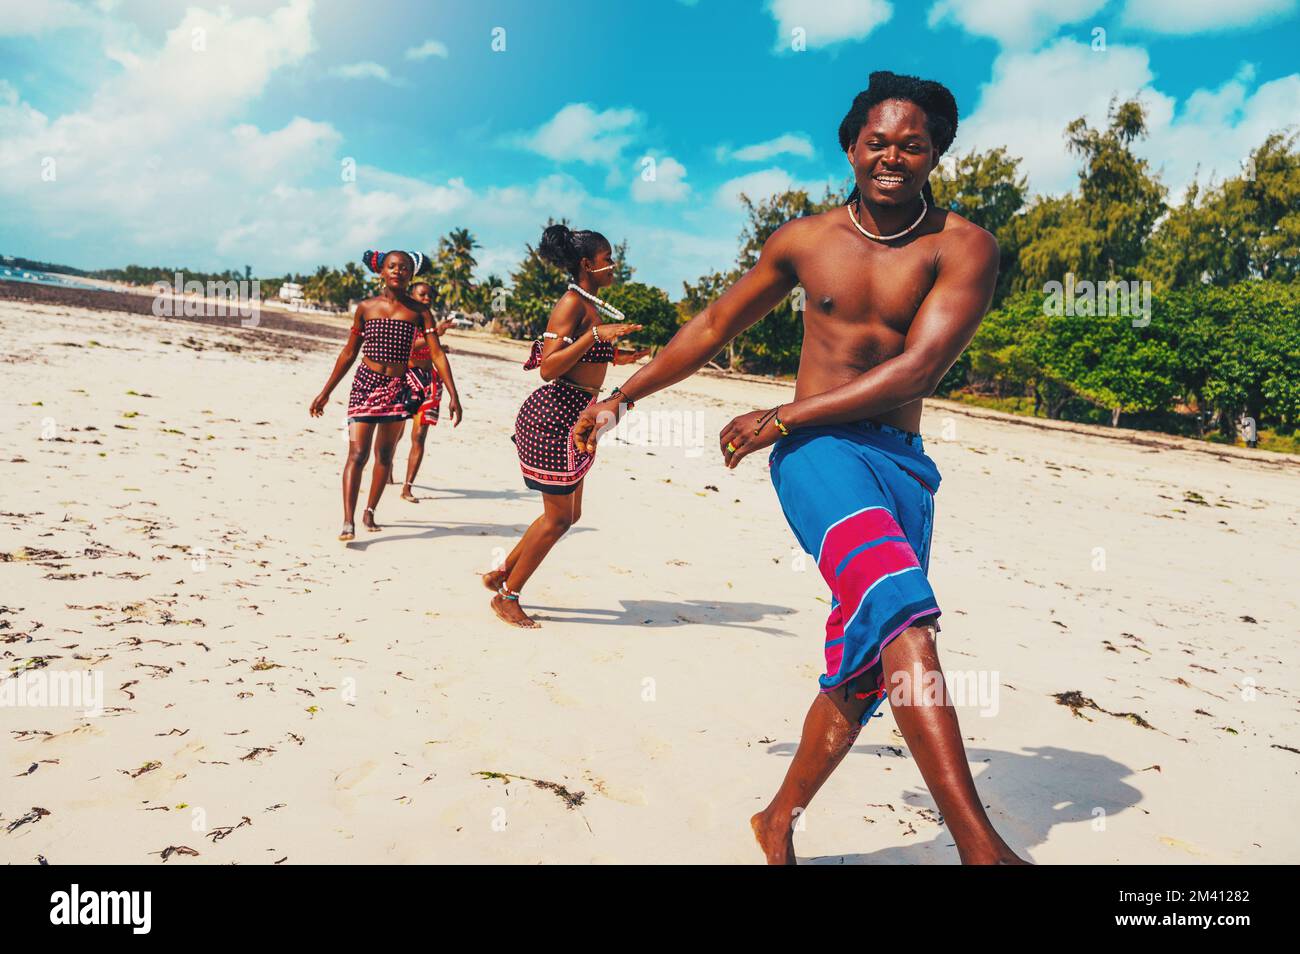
(401, 484, 418, 502)
(362, 507, 380, 532)
(961, 847, 1033, 865)
(482, 567, 508, 591)
(750, 809, 797, 865)
(491, 591, 540, 629)
(338, 522, 355, 542)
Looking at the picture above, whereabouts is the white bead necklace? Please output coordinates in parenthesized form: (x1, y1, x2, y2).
(567, 282, 625, 321)
(847, 195, 928, 242)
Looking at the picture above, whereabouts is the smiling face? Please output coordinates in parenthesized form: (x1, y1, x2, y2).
(381, 252, 413, 291)
(846, 99, 936, 207)
(409, 283, 432, 306)
(581, 242, 617, 289)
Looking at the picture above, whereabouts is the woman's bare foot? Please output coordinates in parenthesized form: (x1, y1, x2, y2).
(338, 522, 355, 542)
(491, 590, 540, 629)
(362, 507, 380, 532)
(750, 809, 797, 865)
(401, 484, 418, 502)
(482, 567, 508, 591)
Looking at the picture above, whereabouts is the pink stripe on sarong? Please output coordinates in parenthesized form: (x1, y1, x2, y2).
(824, 603, 845, 677)
(816, 507, 903, 580)
(835, 540, 922, 626)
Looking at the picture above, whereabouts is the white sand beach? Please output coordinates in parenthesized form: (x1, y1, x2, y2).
(2, 297, 1297, 864)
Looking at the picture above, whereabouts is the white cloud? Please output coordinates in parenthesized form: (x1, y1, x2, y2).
(230, 118, 342, 177)
(1139, 68, 1300, 196)
(0, 0, 99, 36)
(956, 38, 1300, 199)
(717, 133, 815, 163)
(713, 167, 835, 211)
(516, 103, 643, 164)
(631, 156, 690, 203)
(927, 0, 1106, 49)
(1121, 0, 1298, 34)
(766, 0, 893, 52)
(330, 61, 400, 84)
(956, 39, 1163, 195)
(406, 39, 449, 60)
(0, 0, 745, 294)
(0, 1, 360, 267)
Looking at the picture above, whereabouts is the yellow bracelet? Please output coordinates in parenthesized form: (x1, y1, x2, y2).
(774, 412, 790, 436)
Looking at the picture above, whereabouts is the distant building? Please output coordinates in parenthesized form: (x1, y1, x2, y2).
(279, 282, 304, 301)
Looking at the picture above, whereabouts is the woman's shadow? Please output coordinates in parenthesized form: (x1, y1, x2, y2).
(760, 742, 1142, 864)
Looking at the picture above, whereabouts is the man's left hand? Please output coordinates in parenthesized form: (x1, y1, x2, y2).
(719, 408, 782, 469)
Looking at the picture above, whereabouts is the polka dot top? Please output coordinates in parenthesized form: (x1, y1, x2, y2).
(361, 318, 416, 364)
(523, 331, 615, 371)
(410, 325, 432, 362)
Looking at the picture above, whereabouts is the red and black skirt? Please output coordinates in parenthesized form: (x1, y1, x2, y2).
(347, 365, 411, 423)
(407, 366, 443, 426)
(512, 379, 596, 495)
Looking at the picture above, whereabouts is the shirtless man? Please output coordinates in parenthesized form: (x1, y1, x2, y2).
(573, 71, 1027, 865)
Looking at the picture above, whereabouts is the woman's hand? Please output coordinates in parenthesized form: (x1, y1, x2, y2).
(613, 347, 650, 366)
(718, 407, 783, 469)
(572, 397, 622, 454)
(309, 392, 329, 417)
(443, 389, 464, 427)
(594, 322, 643, 344)
(436, 319, 455, 335)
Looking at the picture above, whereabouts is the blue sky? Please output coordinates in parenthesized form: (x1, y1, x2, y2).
(2, 0, 1298, 293)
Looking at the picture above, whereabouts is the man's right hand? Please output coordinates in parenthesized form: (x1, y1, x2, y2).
(572, 398, 621, 454)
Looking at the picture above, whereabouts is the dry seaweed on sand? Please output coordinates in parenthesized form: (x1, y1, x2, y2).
(5, 806, 51, 832)
(152, 845, 200, 862)
(206, 817, 252, 843)
(121, 760, 162, 778)
(1052, 690, 1156, 730)
(475, 770, 592, 831)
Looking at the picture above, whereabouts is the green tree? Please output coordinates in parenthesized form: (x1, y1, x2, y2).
(679, 269, 739, 367)
(467, 272, 504, 317)
(1063, 99, 1167, 275)
(435, 227, 480, 312)
(931, 147, 1028, 236)
(1145, 131, 1300, 288)
(506, 219, 570, 339)
(612, 238, 635, 284)
(1196, 282, 1300, 435)
(603, 281, 679, 349)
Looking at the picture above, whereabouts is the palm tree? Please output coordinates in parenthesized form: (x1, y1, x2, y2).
(436, 227, 479, 312)
(336, 261, 366, 306)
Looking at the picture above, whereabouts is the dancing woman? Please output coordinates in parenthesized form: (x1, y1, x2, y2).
(309, 250, 462, 541)
(399, 281, 455, 502)
(486, 224, 645, 627)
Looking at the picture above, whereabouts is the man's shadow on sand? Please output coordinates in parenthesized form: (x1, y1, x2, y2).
(761, 742, 1141, 864)
(530, 599, 798, 637)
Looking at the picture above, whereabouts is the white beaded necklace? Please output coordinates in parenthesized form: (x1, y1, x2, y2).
(847, 195, 927, 242)
(567, 282, 625, 321)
